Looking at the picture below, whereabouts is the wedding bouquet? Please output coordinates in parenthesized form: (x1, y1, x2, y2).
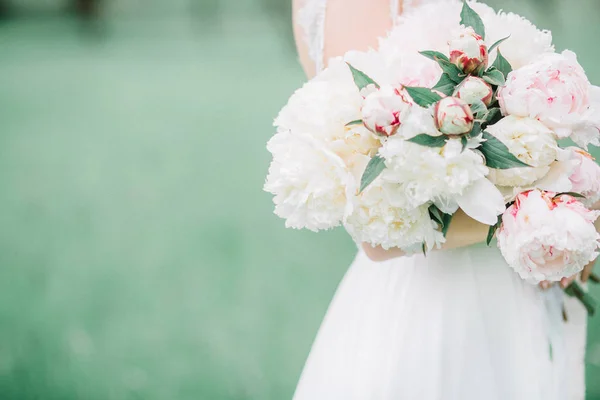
(265, 0, 600, 311)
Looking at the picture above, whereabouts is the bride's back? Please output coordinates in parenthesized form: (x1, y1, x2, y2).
(293, 0, 406, 78)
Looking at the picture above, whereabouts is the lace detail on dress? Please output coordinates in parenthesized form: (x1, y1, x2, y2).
(297, 0, 328, 75)
(390, 0, 400, 26)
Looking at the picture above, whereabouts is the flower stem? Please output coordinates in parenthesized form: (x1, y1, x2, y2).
(564, 282, 597, 316)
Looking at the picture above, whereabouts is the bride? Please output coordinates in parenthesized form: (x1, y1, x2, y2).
(290, 1, 597, 399)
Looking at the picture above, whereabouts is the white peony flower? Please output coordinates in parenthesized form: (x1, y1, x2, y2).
(380, 1, 497, 62)
(497, 190, 600, 283)
(275, 58, 381, 159)
(532, 147, 578, 194)
(394, 53, 443, 88)
(395, 105, 442, 140)
(378, 0, 553, 71)
(565, 147, 600, 207)
(361, 85, 412, 137)
(264, 132, 356, 232)
(434, 97, 475, 136)
(570, 116, 600, 149)
(496, 148, 581, 202)
(569, 85, 600, 149)
(448, 26, 488, 75)
(380, 137, 488, 211)
(486, 116, 558, 187)
(485, 10, 554, 69)
(497, 51, 598, 147)
(453, 76, 493, 106)
(345, 181, 445, 252)
(275, 60, 361, 141)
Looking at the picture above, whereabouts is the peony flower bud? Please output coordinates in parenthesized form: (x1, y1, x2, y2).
(361, 86, 412, 137)
(434, 96, 474, 136)
(453, 76, 493, 106)
(448, 27, 488, 75)
(497, 189, 600, 284)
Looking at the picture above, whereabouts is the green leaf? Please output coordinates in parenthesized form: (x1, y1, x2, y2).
(421, 243, 428, 257)
(486, 225, 498, 246)
(488, 35, 510, 54)
(346, 63, 379, 91)
(432, 74, 456, 96)
(404, 86, 443, 108)
(345, 119, 363, 127)
(477, 64, 486, 77)
(469, 121, 482, 138)
(437, 59, 465, 83)
(470, 99, 487, 117)
(428, 205, 454, 237)
(441, 213, 453, 237)
(553, 192, 587, 199)
(486, 215, 503, 246)
(460, 0, 486, 39)
(419, 50, 449, 62)
(480, 131, 530, 169)
(482, 108, 502, 125)
(491, 49, 513, 78)
(483, 68, 505, 86)
(428, 205, 444, 226)
(564, 282, 597, 316)
(590, 273, 600, 284)
(359, 155, 386, 193)
(407, 134, 448, 147)
(461, 136, 468, 152)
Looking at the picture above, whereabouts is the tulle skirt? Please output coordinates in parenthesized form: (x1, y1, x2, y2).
(293, 243, 587, 400)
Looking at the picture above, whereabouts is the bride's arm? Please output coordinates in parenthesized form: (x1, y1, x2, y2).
(293, 0, 490, 261)
(362, 209, 490, 261)
(366, 201, 600, 262)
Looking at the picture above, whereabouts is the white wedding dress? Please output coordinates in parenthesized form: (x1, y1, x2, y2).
(293, 1, 588, 399)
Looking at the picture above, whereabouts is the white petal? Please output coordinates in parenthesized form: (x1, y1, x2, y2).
(456, 178, 506, 225)
(591, 85, 600, 103)
(535, 161, 575, 192)
(433, 197, 459, 214)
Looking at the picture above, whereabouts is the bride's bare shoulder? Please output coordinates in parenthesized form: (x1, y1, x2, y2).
(293, 0, 398, 78)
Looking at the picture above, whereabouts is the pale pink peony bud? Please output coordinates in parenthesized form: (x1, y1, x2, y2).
(448, 27, 488, 75)
(361, 86, 412, 137)
(434, 96, 474, 136)
(453, 76, 493, 106)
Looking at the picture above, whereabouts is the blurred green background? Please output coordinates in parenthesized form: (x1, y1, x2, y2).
(0, 0, 599, 399)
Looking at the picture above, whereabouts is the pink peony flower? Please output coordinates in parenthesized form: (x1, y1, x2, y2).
(434, 96, 474, 136)
(497, 50, 598, 146)
(497, 189, 600, 283)
(361, 86, 412, 137)
(448, 27, 488, 75)
(453, 76, 493, 106)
